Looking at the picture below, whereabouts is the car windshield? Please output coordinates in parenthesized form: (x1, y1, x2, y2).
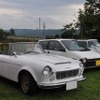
(61, 40, 89, 51)
(9, 42, 45, 55)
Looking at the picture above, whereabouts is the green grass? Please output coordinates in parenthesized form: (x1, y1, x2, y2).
(0, 68, 100, 100)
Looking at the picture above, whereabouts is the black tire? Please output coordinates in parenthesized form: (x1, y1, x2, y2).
(19, 72, 38, 95)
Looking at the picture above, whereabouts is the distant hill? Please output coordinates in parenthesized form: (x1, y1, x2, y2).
(9, 29, 63, 38)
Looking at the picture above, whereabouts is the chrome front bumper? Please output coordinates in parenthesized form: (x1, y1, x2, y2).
(38, 77, 86, 89)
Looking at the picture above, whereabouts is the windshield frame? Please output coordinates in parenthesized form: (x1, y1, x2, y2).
(9, 42, 45, 55)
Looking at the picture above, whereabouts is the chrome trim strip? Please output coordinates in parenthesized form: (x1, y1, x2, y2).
(0, 60, 22, 67)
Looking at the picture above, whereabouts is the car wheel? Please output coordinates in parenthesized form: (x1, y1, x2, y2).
(19, 72, 38, 95)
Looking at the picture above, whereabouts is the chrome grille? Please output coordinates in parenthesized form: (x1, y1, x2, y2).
(56, 69, 79, 80)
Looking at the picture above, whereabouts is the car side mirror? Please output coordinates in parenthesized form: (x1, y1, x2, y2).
(12, 52, 17, 57)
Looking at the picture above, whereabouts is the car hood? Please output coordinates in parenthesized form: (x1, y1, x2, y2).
(23, 53, 78, 65)
(72, 50, 100, 59)
(96, 46, 100, 52)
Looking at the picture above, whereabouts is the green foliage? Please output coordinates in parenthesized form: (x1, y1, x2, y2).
(0, 28, 10, 42)
(62, 0, 100, 40)
(45, 35, 54, 39)
(0, 28, 36, 43)
(54, 34, 60, 38)
(61, 23, 77, 39)
(77, 0, 100, 39)
(10, 28, 15, 36)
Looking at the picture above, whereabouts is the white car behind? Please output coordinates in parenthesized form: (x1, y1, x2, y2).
(77, 39, 100, 53)
(38, 39, 100, 69)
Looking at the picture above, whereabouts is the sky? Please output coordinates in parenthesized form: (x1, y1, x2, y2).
(0, 0, 85, 30)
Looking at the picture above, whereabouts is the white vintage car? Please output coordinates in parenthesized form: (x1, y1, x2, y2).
(0, 42, 85, 95)
(38, 39, 100, 68)
(77, 39, 100, 53)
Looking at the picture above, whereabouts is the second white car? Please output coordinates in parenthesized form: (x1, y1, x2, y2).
(38, 39, 100, 69)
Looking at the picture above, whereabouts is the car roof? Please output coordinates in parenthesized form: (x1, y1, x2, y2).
(77, 39, 97, 42)
(39, 38, 75, 42)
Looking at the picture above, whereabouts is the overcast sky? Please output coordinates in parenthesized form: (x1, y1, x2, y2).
(0, 0, 85, 29)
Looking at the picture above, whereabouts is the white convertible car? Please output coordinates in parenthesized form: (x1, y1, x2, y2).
(0, 42, 85, 95)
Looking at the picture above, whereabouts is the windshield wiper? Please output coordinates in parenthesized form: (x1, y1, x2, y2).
(79, 49, 90, 51)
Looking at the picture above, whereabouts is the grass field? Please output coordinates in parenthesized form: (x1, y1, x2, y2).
(0, 68, 100, 100)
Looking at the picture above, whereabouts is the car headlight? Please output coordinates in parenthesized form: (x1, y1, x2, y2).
(42, 66, 52, 77)
(80, 58, 87, 63)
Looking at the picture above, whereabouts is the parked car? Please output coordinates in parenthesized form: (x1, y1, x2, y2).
(37, 39, 100, 68)
(77, 39, 100, 53)
(0, 42, 85, 95)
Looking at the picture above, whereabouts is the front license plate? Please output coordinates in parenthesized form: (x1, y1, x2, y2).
(66, 81, 77, 90)
(96, 60, 100, 66)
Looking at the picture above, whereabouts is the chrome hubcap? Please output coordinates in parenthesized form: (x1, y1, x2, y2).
(21, 75, 29, 93)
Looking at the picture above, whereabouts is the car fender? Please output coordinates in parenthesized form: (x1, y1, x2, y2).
(18, 66, 37, 82)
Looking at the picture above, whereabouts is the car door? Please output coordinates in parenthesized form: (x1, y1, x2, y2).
(46, 41, 67, 57)
(0, 54, 11, 78)
(0, 53, 21, 81)
(7, 55, 22, 81)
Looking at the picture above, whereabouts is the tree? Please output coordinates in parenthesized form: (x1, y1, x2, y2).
(0, 28, 10, 42)
(77, 0, 100, 39)
(0, 28, 10, 52)
(61, 23, 76, 38)
(10, 28, 15, 36)
(54, 34, 60, 38)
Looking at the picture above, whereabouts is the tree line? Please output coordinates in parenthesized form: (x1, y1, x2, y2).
(0, 0, 100, 41)
(61, 0, 100, 41)
(0, 28, 15, 43)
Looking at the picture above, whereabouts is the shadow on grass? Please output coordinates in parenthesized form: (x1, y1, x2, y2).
(84, 67, 100, 73)
(0, 76, 18, 88)
(0, 76, 21, 95)
(0, 76, 74, 97)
